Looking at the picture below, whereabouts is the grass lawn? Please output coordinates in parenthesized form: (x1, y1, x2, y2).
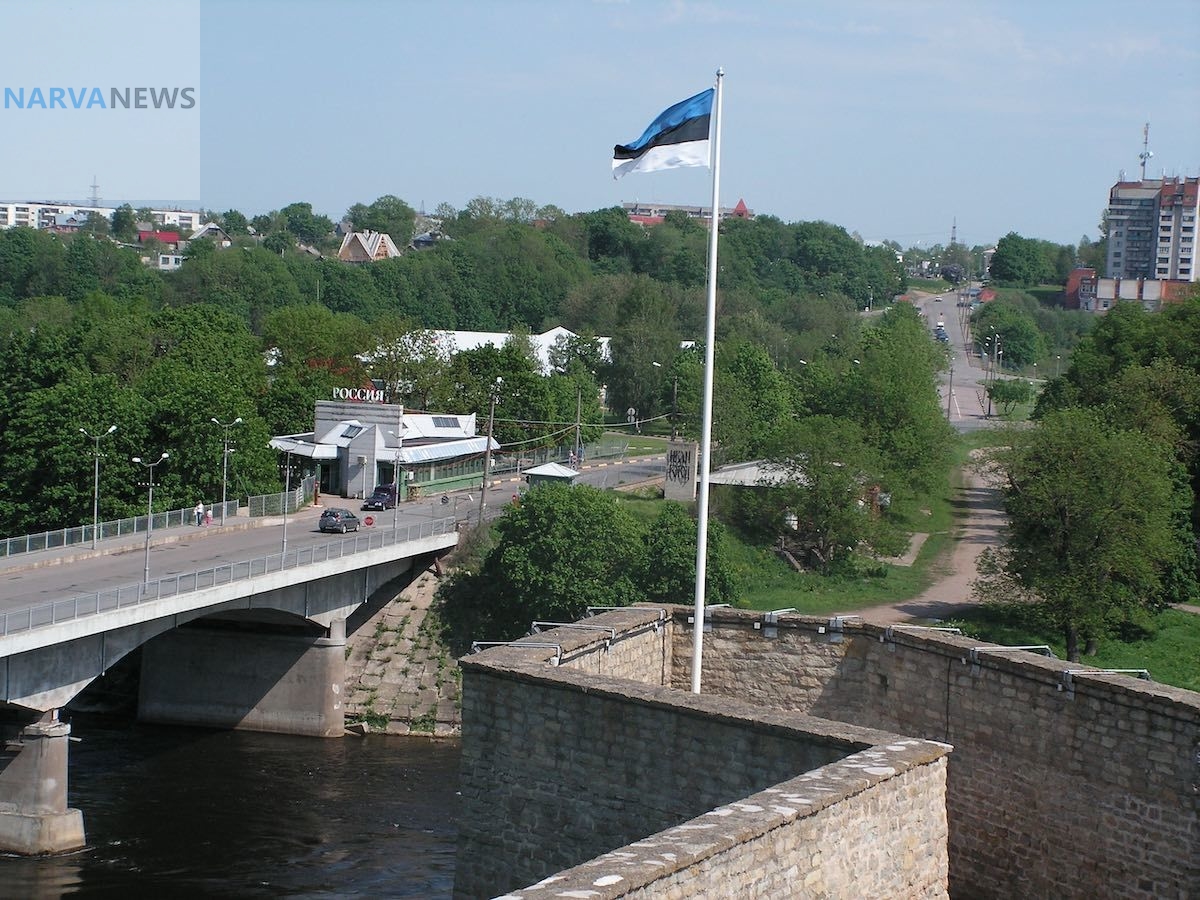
(621, 434, 669, 455)
(942, 606, 1200, 692)
(615, 444, 965, 616)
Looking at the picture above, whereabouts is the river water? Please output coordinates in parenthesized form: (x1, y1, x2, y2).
(5, 713, 461, 898)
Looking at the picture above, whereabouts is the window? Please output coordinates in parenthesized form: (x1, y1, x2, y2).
(431, 416, 460, 429)
(341, 425, 364, 438)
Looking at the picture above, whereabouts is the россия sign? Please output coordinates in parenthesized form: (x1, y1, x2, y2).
(332, 387, 386, 403)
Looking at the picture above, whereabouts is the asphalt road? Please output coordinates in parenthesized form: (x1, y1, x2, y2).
(0, 453, 667, 622)
(911, 289, 993, 431)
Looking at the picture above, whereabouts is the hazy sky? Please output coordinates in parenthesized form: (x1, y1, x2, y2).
(2, 1, 1197, 249)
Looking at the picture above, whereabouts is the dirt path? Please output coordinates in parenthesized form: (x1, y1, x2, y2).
(857, 460, 1007, 625)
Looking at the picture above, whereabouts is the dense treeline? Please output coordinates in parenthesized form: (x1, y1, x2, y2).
(975, 293, 1200, 659)
(0, 198, 923, 539)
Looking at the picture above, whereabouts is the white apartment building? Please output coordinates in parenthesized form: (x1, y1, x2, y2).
(0, 201, 205, 233)
(1106, 176, 1198, 282)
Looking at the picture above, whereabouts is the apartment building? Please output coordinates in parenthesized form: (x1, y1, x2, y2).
(623, 198, 752, 226)
(1106, 176, 1198, 282)
(0, 201, 204, 233)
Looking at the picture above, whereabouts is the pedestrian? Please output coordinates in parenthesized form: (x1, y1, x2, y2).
(204, 505, 213, 526)
(194, 500, 204, 526)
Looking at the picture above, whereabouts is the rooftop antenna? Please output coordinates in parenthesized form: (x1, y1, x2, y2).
(1138, 122, 1153, 181)
(88, 176, 101, 208)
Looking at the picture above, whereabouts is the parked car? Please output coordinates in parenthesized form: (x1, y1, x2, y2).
(361, 484, 397, 510)
(319, 508, 361, 534)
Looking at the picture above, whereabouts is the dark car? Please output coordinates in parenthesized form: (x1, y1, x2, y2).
(361, 484, 397, 511)
(319, 508, 360, 534)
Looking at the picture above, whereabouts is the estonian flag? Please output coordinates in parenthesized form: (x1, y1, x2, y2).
(612, 88, 714, 179)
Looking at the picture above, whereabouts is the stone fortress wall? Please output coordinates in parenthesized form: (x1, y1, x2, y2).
(454, 606, 1199, 899)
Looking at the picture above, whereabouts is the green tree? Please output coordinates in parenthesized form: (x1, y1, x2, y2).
(742, 415, 902, 572)
(989, 232, 1046, 286)
(278, 202, 334, 244)
(987, 378, 1034, 416)
(639, 502, 737, 606)
(547, 330, 606, 380)
(110, 204, 137, 242)
(367, 321, 452, 410)
(436, 484, 645, 643)
(345, 194, 416, 246)
(221, 209, 249, 235)
(713, 341, 795, 461)
(975, 410, 1194, 660)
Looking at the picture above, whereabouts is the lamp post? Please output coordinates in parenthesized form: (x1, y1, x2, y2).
(946, 364, 954, 419)
(574, 382, 583, 462)
(386, 428, 406, 539)
(279, 443, 302, 557)
(211, 416, 242, 525)
(652, 361, 679, 440)
(1056, 355, 1061, 378)
(477, 377, 502, 525)
(81, 424, 116, 549)
(132, 451, 169, 585)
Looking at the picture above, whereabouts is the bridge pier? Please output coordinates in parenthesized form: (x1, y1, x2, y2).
(0, 709, 86, 855)
(138, 619, 347, 737)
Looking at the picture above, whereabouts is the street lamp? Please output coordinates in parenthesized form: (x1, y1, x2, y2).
(477, 377, 502, 525)
(278, 441, 304, 556)
(652, 361, 679, 441)
(211, 416, 243, 525)
(132, 451, 169, 584)
(946, 363, 954, 419)
(80, 424, 116, 549)
(1056, 355, 1062, 378)
(387, 429, 404, 540)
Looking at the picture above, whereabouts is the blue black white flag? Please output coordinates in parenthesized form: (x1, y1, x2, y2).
(612, 88, 714, 179)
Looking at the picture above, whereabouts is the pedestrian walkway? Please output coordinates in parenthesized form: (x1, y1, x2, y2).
(0, 503, 327, 576)
(856, 455, 1007, 625)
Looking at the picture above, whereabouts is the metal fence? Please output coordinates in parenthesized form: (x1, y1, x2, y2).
(0, 501, 240, 559)
(491, 438, 632, 478)
(246, 476, 316, 518)
(1, 515, 456, 637)
(0, 476, 319, 559)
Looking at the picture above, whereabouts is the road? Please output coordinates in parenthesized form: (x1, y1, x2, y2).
(0, 453, 666, 622)
(910, 289, 992, 431)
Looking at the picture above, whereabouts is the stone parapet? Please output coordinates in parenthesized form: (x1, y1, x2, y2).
(454, 611, 949, 898)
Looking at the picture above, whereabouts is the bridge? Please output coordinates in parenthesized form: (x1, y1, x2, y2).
(0, 502, 457, 855)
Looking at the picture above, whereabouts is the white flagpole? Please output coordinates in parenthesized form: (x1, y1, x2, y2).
(691, 67, 723, 694)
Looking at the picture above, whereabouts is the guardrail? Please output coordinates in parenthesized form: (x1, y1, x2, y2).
(0, 476, 319, 560)
(0, 502, 240, 559)
(0, 515, 456, 637)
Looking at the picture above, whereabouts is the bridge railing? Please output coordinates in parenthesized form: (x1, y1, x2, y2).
(0, 476, 318, 560)
(0, 515, 456, 637)
(0, 502, 240, 559)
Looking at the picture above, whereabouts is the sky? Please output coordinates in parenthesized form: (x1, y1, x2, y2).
(1, 0, 1198, 249)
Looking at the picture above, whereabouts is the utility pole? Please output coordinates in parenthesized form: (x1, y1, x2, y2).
(670, 375, 679, 441)
(477, 377, 502, 525)
(946, 364, 954, 419)
(574, 383, 582, 463)
(211, 416, 243, 525)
